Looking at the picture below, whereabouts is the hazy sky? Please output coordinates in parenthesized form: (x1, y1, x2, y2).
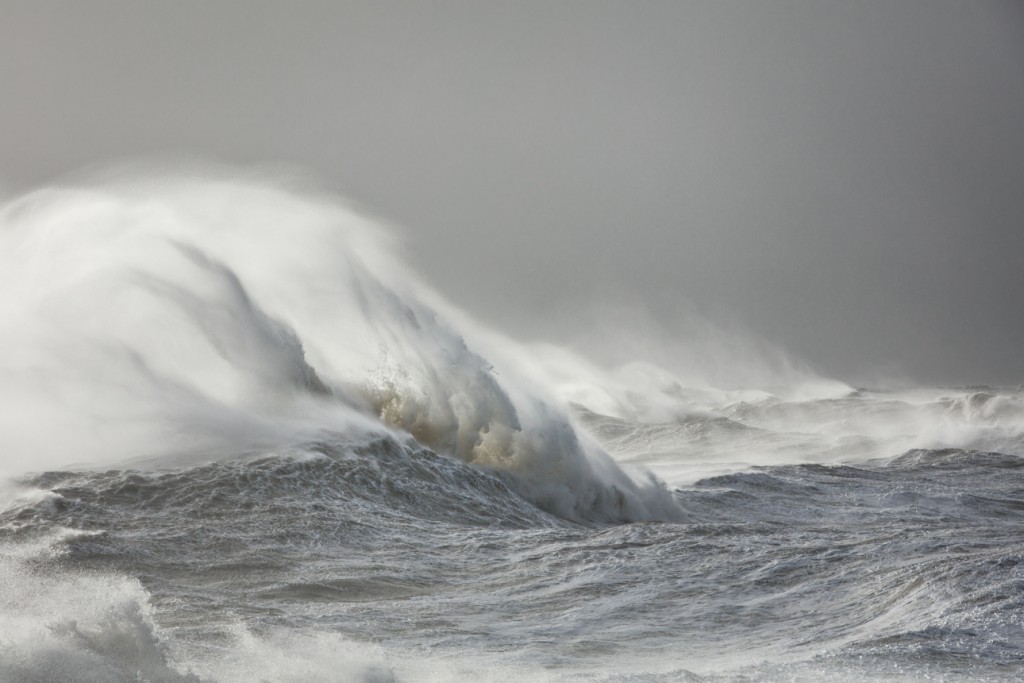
(3, 1, 1023, 385)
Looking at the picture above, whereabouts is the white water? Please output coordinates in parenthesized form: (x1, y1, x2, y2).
(2, 169, 1023, 683)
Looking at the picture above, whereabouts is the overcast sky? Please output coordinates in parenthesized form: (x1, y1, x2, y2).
(2, 0, 1023, 385)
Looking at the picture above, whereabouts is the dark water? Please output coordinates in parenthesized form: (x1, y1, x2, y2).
(4, 425, 1024, 682)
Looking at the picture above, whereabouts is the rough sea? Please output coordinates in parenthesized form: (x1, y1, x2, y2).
(1, 173, 1021, 682)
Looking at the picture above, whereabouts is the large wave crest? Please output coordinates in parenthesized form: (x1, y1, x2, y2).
(0, 168, 681, 522)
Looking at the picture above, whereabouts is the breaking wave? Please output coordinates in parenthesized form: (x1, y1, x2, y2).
(0, 169, 681, 523)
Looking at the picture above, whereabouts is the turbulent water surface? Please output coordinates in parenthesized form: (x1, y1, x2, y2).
(1, 174, 1022, 682)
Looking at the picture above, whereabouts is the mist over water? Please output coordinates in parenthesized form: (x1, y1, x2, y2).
(2, 170, 1023, 681)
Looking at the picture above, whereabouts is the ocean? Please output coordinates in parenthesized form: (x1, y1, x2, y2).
(1, 174, 1022, 682)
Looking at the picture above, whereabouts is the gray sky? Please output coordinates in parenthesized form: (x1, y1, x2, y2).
(3, 0, 1023, 385)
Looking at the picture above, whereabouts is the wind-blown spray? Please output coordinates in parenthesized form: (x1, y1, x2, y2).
(0, 169, 680, 522)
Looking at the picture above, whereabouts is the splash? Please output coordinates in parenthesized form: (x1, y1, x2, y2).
(0, 167, 680, 522)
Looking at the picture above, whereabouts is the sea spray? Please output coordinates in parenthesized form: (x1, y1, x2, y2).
(0, 169, 681, 522)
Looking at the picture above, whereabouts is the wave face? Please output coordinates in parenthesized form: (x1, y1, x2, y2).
(2, 172, 1024, 681)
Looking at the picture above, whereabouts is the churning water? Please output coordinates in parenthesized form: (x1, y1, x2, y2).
(1, 172, 1021, 682)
